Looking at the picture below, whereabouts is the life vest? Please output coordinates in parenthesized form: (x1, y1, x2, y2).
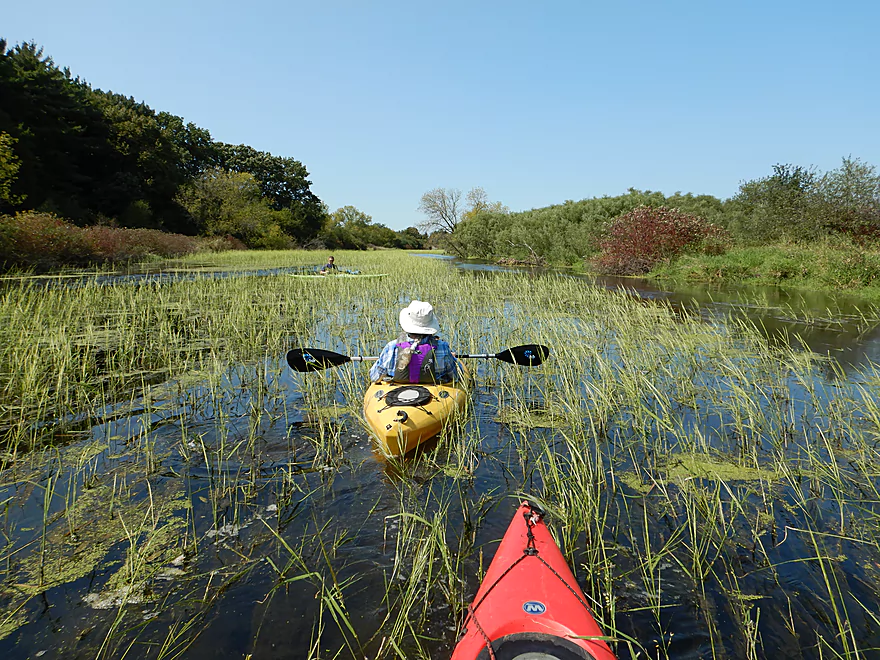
(392, 334, 438, 383)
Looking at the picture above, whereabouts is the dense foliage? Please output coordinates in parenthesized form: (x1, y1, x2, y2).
(449, 159, 879, 272)
(0, 40, 326, 248)
(593, 206, 729, 275)
(0, 39, 420, 261)
(0, 132, 23, 204)
(452, 188, 726, 266)
(321, 206, 426, 250)
(729, 160, 880, 242)
(0, 211, 241, 269)
(175, 168, 298, 249)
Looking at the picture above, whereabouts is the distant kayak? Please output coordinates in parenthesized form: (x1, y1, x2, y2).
(451, 501, 617, 660)
(288, 272, 388, 279)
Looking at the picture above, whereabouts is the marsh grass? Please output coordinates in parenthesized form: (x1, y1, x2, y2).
(0, 250, 879, 658)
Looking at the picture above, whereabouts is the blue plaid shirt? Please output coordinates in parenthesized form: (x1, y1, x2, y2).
(369, 335, 460, 382)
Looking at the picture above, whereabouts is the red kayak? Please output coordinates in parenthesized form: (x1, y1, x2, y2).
(451, 502, 617, 660)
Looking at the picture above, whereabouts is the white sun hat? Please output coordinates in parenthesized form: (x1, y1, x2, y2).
(399, 300, 440, 335)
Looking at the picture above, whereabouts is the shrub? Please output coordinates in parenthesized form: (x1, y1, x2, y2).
(199, 235, 248, 252)
(83, 226, 150, 261)
(251, 223, 295, 250)
(593, 206, 729, 275)
(120, 229, 200, 257)
(817, 245, 880, 288)
(0, 211, 217, 270)
(0, 212, 94, 267)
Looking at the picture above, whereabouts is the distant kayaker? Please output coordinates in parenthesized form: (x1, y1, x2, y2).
(370, 300, 461, 383)
(320, 256, 338, 274)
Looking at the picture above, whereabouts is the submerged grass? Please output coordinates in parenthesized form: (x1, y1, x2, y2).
(0, 249, 879, 658)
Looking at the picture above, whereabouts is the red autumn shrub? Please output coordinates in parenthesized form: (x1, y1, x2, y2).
(0, 212, 223, 270)
(201, 235, 249, 251)
(593, 206, 729, 275)
(83, 227, 201, 260)
(134, 229, 199, 256)
(83, 226, 149, 261)
(0, 212, 94, 267)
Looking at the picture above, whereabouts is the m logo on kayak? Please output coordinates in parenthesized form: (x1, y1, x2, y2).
(523, 601, 546, 615)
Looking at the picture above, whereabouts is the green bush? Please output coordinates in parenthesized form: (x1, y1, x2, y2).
(651, 241, 880, 292)
(817, 247, 880, 288)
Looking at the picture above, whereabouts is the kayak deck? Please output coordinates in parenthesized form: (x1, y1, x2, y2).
(451, 502, 617, 660)
(362, 378, 468, 456)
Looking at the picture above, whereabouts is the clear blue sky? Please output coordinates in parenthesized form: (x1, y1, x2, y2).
(5, 1, 878, 230)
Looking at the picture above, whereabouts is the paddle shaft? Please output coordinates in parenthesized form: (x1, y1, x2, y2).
(335, 354, 494, 361)
(286, 344, 549, 372)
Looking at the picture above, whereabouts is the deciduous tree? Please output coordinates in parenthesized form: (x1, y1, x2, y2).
(816, 157, 880, 239)
(0, 132, 24, 205)
(322, 205, 400, 249)
(176, 168, 293, 248)
(731, 164, 822, 241)
(419, 187, 506, 256)
(418, 188, 462, 234)
(216, 143, 325, 241)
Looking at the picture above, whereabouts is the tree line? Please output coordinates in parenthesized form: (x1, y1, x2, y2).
(421, 158, 880, 268)
(0, 40, 424, 252)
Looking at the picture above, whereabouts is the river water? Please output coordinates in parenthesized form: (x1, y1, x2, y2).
(442, 255, 880, 372)
(1, 256, 879, 659)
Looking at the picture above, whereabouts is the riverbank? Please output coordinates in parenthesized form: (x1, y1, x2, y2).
(0, 212, 247, 271)
(645, 241, 880, 301)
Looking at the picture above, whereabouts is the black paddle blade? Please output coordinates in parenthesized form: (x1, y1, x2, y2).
(286, 348, 351, 372)
(494, 344, 550, 366)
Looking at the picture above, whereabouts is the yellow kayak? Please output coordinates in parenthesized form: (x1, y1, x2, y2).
(286, 346, 549, 457)
(363, 377, 468, 456)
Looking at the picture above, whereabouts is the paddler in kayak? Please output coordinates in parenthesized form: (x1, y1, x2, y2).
(369, 300, 461, 384)
(319, 255, 338, 274)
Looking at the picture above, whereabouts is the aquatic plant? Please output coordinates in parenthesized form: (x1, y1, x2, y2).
(0, 249, 878, 658)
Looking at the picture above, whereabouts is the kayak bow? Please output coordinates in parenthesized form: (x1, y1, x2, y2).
(451, 502, 617, 660)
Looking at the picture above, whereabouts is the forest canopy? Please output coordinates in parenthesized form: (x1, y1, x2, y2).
(0, 40, 324, 245)
(0, 39, 423, 252)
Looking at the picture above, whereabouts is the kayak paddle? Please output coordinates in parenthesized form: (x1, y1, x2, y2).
(286, 347, 376, 372)
(286, 344, 550, 373)
(456, 344, 550, 366)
